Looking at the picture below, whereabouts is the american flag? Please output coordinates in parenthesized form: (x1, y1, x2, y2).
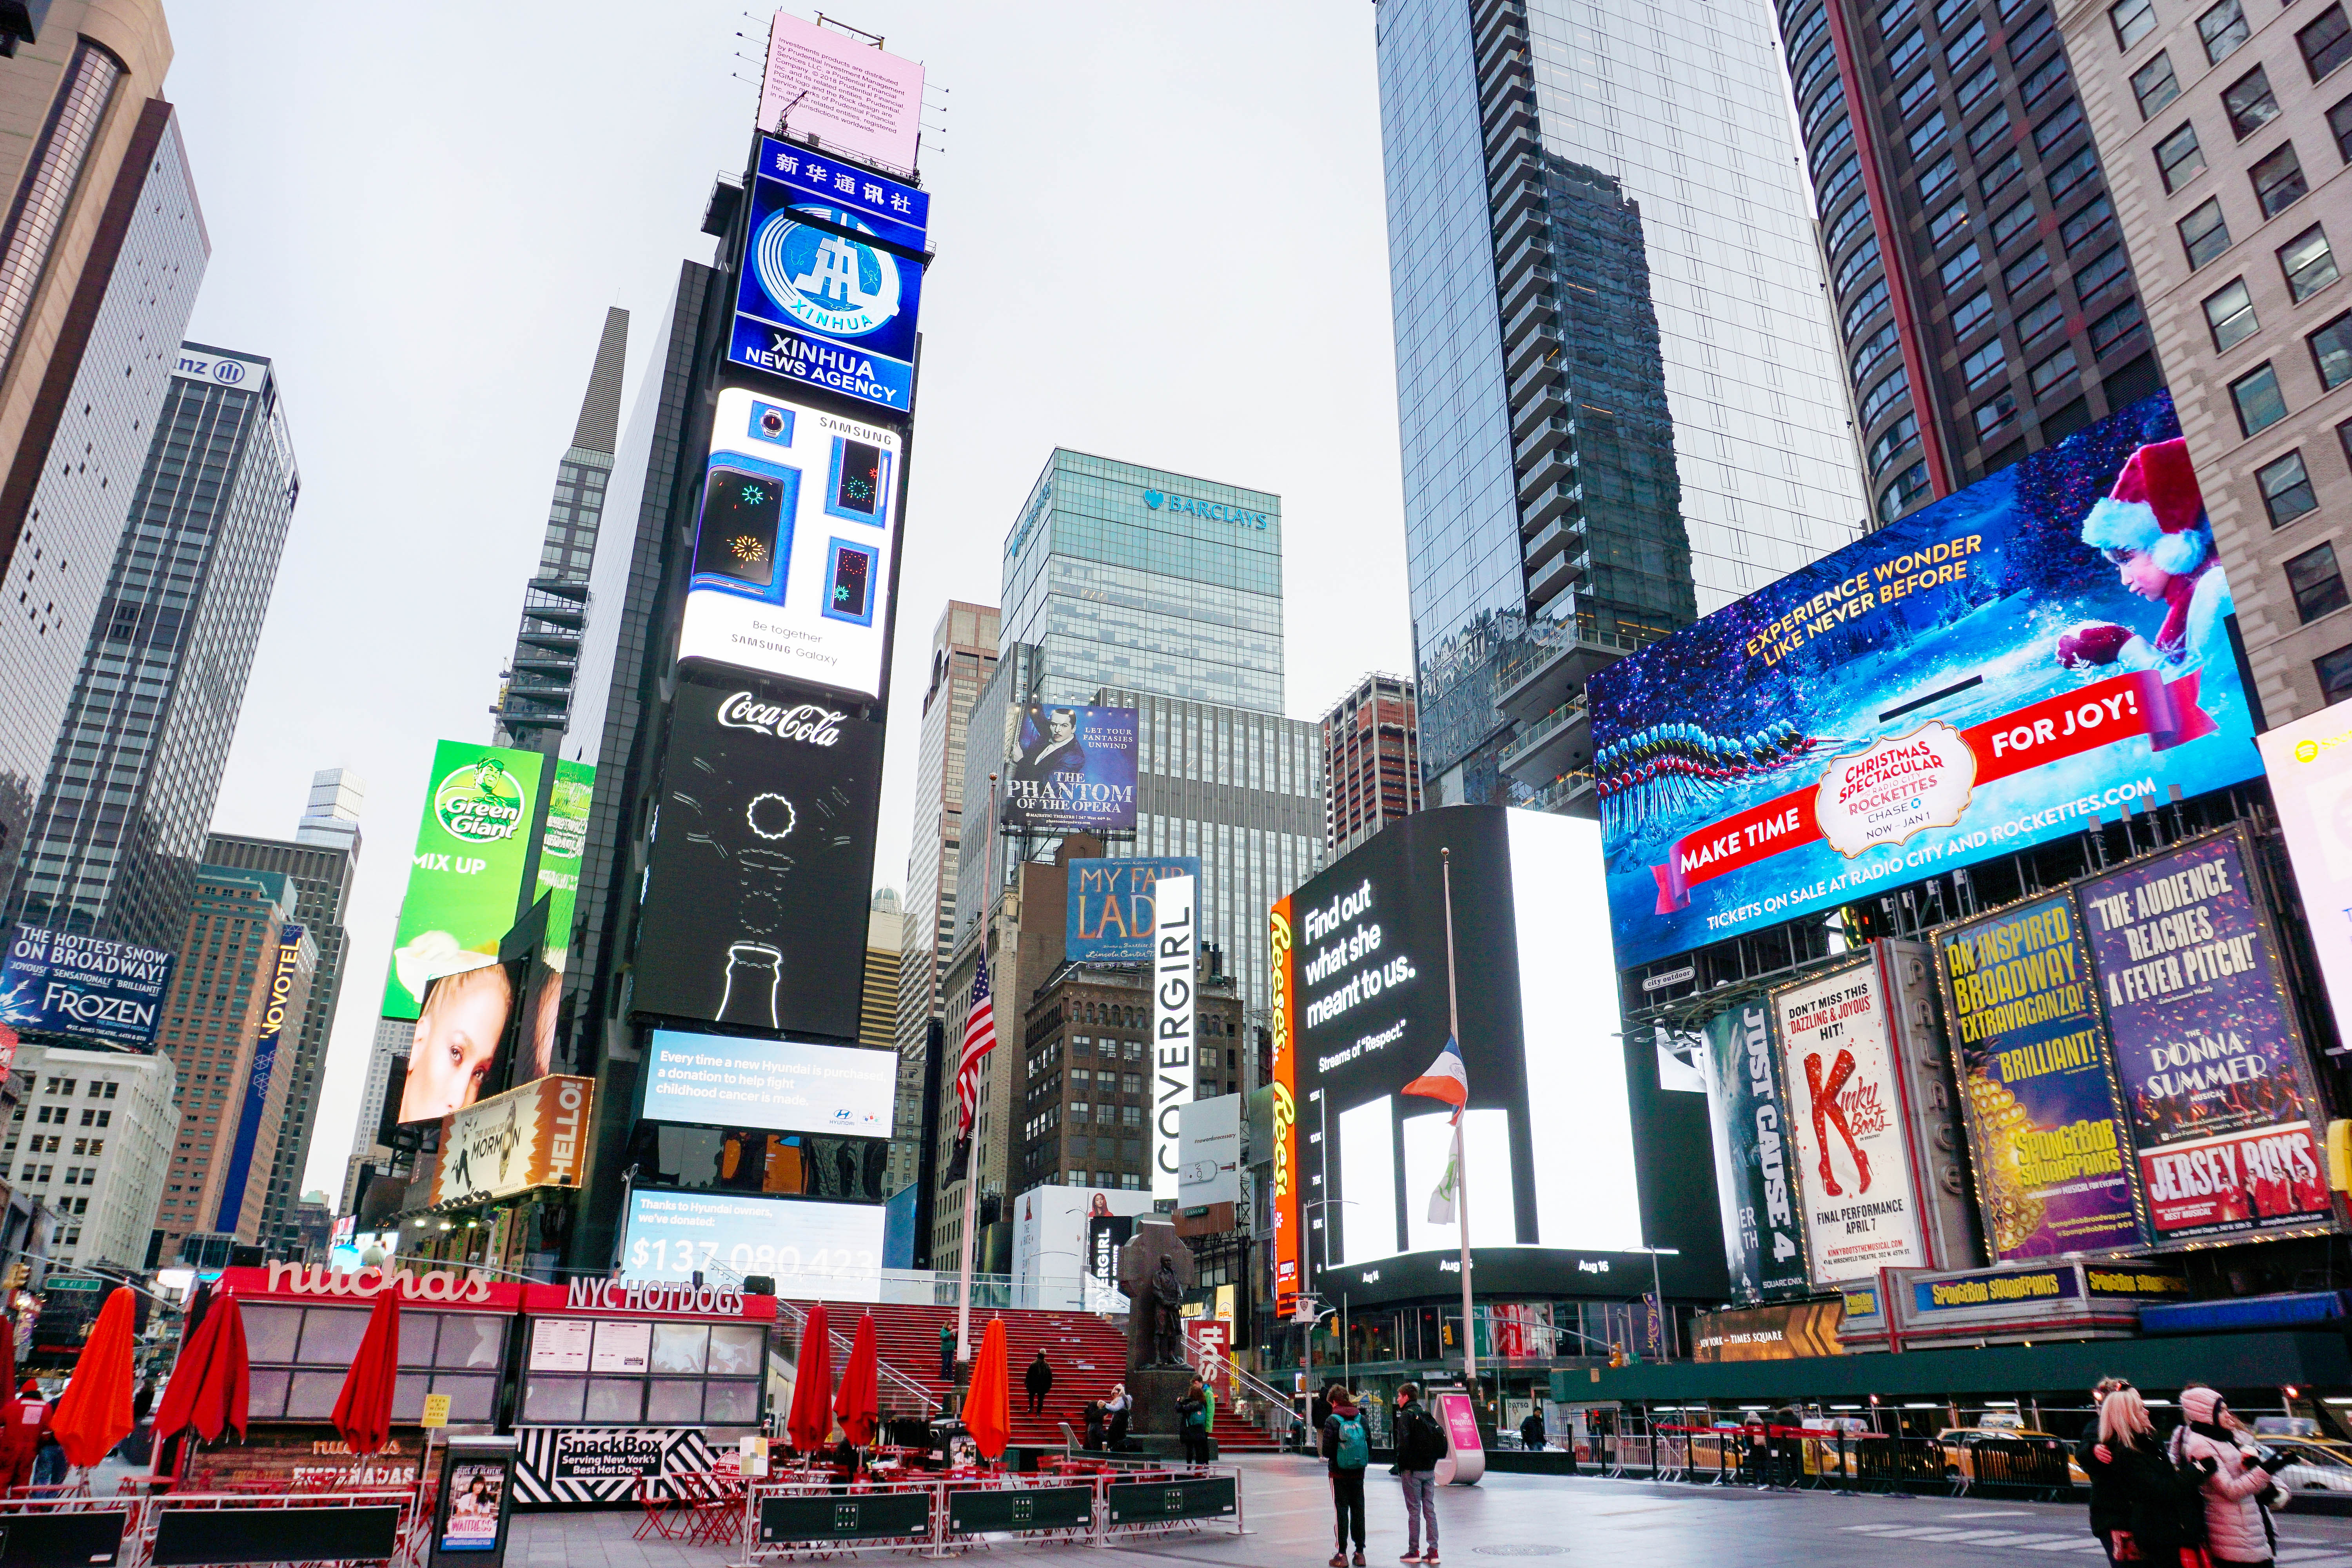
(955, 948, 998, 1139)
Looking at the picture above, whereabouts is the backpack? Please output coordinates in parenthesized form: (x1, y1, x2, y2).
(1334, 1414, 1369, 1470)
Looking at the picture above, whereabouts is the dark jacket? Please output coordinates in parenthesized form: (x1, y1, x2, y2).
(1321, 1408, 1370, 1476)
(2076, 1433, 2136, 1535)
(1178, 1392, 1207, 1430)
(2078, 1434, 2205, 1557)
(1025, 1357, 1052, 1394)
(1394, 1401, 1446, 1472)
(1520, 1412, 1546, 1451)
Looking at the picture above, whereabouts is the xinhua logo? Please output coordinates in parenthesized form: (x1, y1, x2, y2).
(753, 205, 902, 339)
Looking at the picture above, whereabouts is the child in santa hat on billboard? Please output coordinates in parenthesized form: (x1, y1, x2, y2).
(2056, 436, 2236, 674)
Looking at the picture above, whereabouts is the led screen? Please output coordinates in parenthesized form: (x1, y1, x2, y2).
(622, 1189, 883, 1300)
(381, 741, 547, 1021)
(642, 1028, 894, 1138)
(1000, 703, 1138, 833)
(2259, 698, 2352, 1056)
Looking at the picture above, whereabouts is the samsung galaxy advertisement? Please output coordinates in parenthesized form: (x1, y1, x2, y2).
(2259, 698, 2352, 1052)
(630, 670, 884, 1042)
(622, 1189, 883, 1300)
(677, 387, 903, 699)
(0, 924, 174, 1051)
(1001, 703, 1138, 833)
(641, 1029, 893, 1138)
(1590, 395, 2260, 970)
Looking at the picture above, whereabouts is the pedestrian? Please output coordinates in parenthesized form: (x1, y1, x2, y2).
(1024, 1352, 1053, 1417)
(1106, 1384, 1132, 1451)
(938, 1320, 955, 1383)
(1178, 1378, 1210, 1465)
(1393, 1382, 1444, 1566)
(2169, 1385, 2290, 1567)
(1082, 1399, 1106, 1451)
(1519, 1406, 1546, 1453)
(1322, 1386, 1371, 1568)
(0, 1379, 44, 1491)
(2078, 1380, 2183, 1567)
(28, 1424, 62, 1491)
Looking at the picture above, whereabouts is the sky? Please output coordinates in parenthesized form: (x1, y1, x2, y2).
(168, 3, 1414, 1201)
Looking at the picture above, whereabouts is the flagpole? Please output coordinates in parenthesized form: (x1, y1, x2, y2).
(1442, 848, 1475, 1396)
(955, 775, 1000, 1376)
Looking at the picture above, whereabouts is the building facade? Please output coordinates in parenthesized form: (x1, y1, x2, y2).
(1321, 672, 1423, 856)
(338, 1016, 410, 1214)
(2060, 0, 2352, 724)
(5, 346, 298, 953)
(862, 890, 901, 1057)
(2, 1043, 172, 1272)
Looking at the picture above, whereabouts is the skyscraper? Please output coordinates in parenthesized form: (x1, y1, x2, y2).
(1378, 0, 1866, 809)
(1321, 671, 1422, 857)
(6, 346, 298, 953)
(491, 307, 628, 750)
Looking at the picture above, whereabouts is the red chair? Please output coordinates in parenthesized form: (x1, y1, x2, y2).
(631, 1474, 685, 1541)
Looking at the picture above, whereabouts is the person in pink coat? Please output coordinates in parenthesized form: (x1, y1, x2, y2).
(2169, 1385, 2290, 1566)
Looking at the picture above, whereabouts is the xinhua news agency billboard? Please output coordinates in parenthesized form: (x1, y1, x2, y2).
(1590, 394, 2261, 970)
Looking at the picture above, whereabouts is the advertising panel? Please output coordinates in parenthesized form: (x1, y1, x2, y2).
(430, 1075, 593, 1208)
(1010, 1185, 1156, 1304)
(641, 1028, 893, 1137)
(0, 924, 174, 1051)
(1002, 704, 1138, 833)
(1067, 857, 1200, 962)
(1178, 1093, 1243, 1209)
(1591, 396, 2260, 970)
(2258, 697, 2352, 1053)
(1773, 960, 1929, 1286)
(630, 670, 884, 1040)
(2077, 830, 2334, 1243)
(382, 741, 547, 1020)
(1690, 1300, 1844, 1362)
(537, 759, 594, 959)
(1699, 1001, 1809, 1301)
(757, 13, 926, 173)
(677, 387, 904, 699)
(1934, 893, 2147, 1259)
(1149, 874, 1198, 1199)
(213, 927, 305, 1228)
(1269, 895, 1301, 1314)
(622, 1189, 882, 1299)
(728, 136, 927, 416)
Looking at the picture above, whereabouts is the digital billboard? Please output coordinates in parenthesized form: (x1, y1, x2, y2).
(641, 1028, 893, 1137)
(1591, 396, 2260, 970)
(1690, 1300, 1844, 1363)
(1067, 857, 1200, 962)
(0, 924, 174, 1051)
(630, 670, 884, 1041)
(1178, 1093, 1242, 1209)
(622, 1189, 883, 1300)
(1001, 703, 1138, 833)
(728, 136, 927, 415)
(1696, 1000, 1809, 1301)
(757, 12, 926, 173)
(676, 387, 904, 699)
(1149, 873, 1197, 1198)
(432, 1074, 593, 1208)
(2077, 829, 2333, 1244)
(382, 741, 547, 1020)
(2258, 698, 2352, 1053)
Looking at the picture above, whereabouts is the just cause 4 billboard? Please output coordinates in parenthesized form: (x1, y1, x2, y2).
(1591, 394, 2262, 972)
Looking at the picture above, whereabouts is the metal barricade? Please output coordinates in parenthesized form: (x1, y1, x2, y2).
(0, 1487, 428, 1568)
(731, 1463, 1243, 1562)
(1960, 1438, 2076, 1499)
(1851, 1436, 1951, 1494)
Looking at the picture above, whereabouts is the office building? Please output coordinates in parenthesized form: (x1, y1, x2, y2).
(1379, 0, 1867, 811)
(491, 307, 628, 750)
(3, 1042, 174, 1272)
(1321, 672, 1422, 856)
(862, 889, 901, 1056)
(2059, 0, 2350, 724)
(1790, 0, 2164, 526)
(202, 766, 362, 1254)
(338, 1017, 409, 1214)
(6, 346, 299, 953)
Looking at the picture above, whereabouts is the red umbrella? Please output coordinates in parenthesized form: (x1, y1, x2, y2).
(51, 1286, 136, 1469)
(784, 1302, 834, 1454)
(330, 1284, 399, 1457)
(965, 1316, 1011, 1463)
(833, 1313, 880, 1448)
(151, 1290, 248, 1449)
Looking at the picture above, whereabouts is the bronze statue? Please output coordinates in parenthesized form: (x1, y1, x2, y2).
(1150, 1256, 1183, 1366)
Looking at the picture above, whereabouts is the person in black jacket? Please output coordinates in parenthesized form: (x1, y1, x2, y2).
(2078, 1380, 2205, 1568)
(1178, 1379, 1211, 1465)
(1081, 1399, 1106, 1451)
(1393, 1383, 1445, 1565)
(1519, 1409, 1546, 1452)
(1024, 1352, 1053, 1417)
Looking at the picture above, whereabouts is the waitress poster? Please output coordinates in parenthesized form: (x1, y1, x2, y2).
(1934, 892, 2147, 1259)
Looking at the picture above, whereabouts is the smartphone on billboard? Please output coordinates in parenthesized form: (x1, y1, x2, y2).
(823, 539, 877, 626)
(690, 454, 799, 598)
(825, 436, 890, 524)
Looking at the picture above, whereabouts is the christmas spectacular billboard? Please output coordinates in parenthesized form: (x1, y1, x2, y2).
(1590, 394, 2260, 970)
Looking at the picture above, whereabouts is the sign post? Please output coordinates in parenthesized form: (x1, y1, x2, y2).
(428, 1436, 517, 1568)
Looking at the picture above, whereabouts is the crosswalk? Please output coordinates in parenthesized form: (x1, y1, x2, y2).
(1842, 1521, 2352, 1562)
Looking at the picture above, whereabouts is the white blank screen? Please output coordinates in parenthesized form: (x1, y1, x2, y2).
(1403, 1108, 1516, 1254)
(1337, 1097, 1399, 1264)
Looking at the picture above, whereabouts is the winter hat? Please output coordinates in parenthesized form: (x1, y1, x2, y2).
(2180, 1385, 2225, 1425)
(2079, 437, 2209, 577)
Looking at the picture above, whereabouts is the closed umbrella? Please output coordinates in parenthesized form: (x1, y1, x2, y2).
(833, 1313, 880, 1448)
(151, 1290, 247, 1450)
(784, 1301, 833, 1454)
(51, 1286, 137, 1474)
(330, 1284, 399, 1457)
(964, 1316, 1011, 1463)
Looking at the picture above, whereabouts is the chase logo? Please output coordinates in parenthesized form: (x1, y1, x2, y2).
(753, 205, 902, 340)
(1141, 486, 1269, 531)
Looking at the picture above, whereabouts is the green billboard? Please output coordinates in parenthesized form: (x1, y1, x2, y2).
(381, 741, 547, 1020)
(537, 758, 595, 964)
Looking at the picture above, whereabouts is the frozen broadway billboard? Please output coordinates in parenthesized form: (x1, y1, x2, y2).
(1590, 395, 2262, 971)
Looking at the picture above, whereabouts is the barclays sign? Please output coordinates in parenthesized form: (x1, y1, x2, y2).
(1142, 488, 1269, 532)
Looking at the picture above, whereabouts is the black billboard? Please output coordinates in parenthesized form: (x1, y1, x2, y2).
(630, 670, 883, 1041)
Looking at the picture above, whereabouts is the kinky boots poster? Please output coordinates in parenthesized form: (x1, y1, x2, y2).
(1773, 960, 1929, 1287)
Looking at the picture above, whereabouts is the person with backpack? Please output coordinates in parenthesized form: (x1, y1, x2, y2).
(2170, 1385, 2291, 1567)
(1322, 1386, 1372, 1568)
(1392, 1383, 1445, 1565)
(1179, 1379, 1211, 1465)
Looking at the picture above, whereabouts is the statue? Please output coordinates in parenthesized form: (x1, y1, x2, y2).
(1149, 1257, 1183, 1367)
(1115, 1218, 1196, 1371)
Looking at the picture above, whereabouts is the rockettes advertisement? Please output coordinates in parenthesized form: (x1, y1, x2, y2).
(1591, 395, 2261, 970)
(2078, 830, 2334, 1243)
(1773, 965, 1926, 1287)
(1934, 894, 2148, 1259)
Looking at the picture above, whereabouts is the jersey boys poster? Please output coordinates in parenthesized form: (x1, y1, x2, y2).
(1773, 962, 1927, 1286)
(1590, 395, 2260, 971)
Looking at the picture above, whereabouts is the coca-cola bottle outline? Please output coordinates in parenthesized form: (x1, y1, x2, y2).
(718, 942, 784, 1028)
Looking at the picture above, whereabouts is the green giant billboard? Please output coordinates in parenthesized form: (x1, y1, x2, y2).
(381, 741, 547, 1020)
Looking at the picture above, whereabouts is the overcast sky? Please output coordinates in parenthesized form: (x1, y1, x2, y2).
(171, 3, 1412, 1201)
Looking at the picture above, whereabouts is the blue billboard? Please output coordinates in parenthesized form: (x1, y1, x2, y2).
(0, 923, 176, 1052)
(214, 926, 302, 1229)
(1066, 857, 1202, 962)
(727, 136, 927, 416)
(1590, 394, 2262, 970)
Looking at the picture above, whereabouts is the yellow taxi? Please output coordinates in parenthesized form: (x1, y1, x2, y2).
(1937, 1426, 2090, 1488)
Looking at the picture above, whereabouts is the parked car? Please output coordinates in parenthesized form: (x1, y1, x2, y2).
(2260, 1437, 2352, 1508)
(1937, 1427, 2089, 1487)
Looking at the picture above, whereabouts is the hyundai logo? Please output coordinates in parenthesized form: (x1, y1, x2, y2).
(210, 361, 244, 385)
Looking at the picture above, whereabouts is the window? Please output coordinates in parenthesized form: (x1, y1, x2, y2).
(1890, 27, 1927, 73)
(2334, 96, 2352, 161)
(1970, 105, 2014, 155)
(1949, 16, 1989, 63)
(2252, 142, 2310, 217)
(2091, 296, 2146, 353)
(1942, 241, 1984, 287)
(2064, 194, 2116, 253)
(1818, 156, 1865, 216)
(1929, 201, 1971, 245)
(2303, 4, 2352, 80)
(1880, 0, 1918, 33)
(1953, 289, 1995, 337)
(1910, 112, 1951, 158)
(2282, 225, 2341, 301)
(2155, 121, 2207, 191)
(2205, 277, 2261, 349)
(2223, 66, 2280, 140)
(2018, 294, 2065, 343)
(1935, 0, 1973, 28)
(2111, 0, 2157, 49)
(1958, 60, 2000, 107)
(1853, 321, 1902, 380)
(2077, 243, 2130, 298)
(2180, 198, 2232, 269)
(1899, 71, 1939, 116)
(1965, 338, 2010, 387)
(2232, 361, 2290, 432)
(2311, 311, 2352, 387)
(2021, 52, 2069, 104)
(2288, 542, 2350, 621)
(2045, 142, 2099, 198)
(2199, 0, 2250, 64)
(1828, 198, 1874, 255)
(2257, 449, 2319, 525)
(1982, 147, 2026, 198)
(2316, 642, 2352, 701)
(1879, 462, 1933, 521)
(1837, 235, 1883, 295)
(2131, 53, 2181, 118)
(2006, 245, 2052, 292)
(2034, 98, 2085, 152)
(2009, 7, 2056, 59)
(1870, 411, 1922, 472)
(1992, 198, 2037, 248)
(2030, 344, 2081, 396)
(1862, 368, 1912, 425)
(1846, 277, 1892, 335)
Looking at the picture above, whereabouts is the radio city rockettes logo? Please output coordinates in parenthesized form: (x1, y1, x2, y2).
(752, 205, 903, 339)
(1813, 720, 1975, 859)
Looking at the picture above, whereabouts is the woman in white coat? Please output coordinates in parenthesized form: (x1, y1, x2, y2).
(2170, 1386, 2289, 1566)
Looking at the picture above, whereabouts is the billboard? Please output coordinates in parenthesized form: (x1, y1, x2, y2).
(382, 742, 547, 1020)
(621, 1189, 882, 1300)
(2077, 829, 2333, 1243)
(676, 387, 904, 699)
(728, 135, 927, 415)
(1002, 704, 1138, 833)
(0, 924, 174, 1051)
(1934, 893, 2148, 1259)
(1269, 895, 1301, 1313)
(212, 927, 305, 1229)
(431, 1074, 593, 1208)
(1697, 1000, 1809, 1301)
(641, 1028, 894, 1138)
(630, 670, 884, 1040)
(1592, 396, 2260, 970)
(1067, 857, 1201, 962)
(1149, 874, 1198, 1198)
(757, 12, 926, 172)
(1690, 1300, 1844, 1362)
(1773, 960, 1928, 1284)
(2258, 698, 2352, 1053)
(1178, 1093, 1242, 1209)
